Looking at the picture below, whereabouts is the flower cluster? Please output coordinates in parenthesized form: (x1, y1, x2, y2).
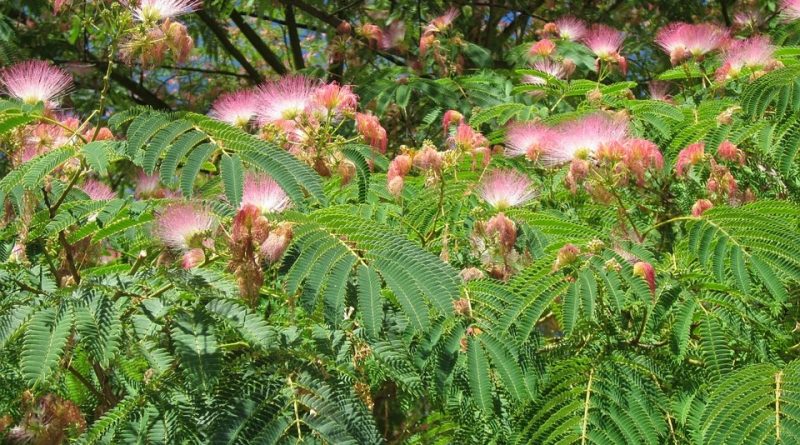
(675, 140, 754, 207)
(655, 22, 729, 65)
(121, 0, 199, 66)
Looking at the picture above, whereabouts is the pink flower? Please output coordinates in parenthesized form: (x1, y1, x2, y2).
(209, 89, 259, 127)
(312, 82, 358, 117)
(414, 146, 443, 172)
(656, 23, 728, 65)
(355, 112, 388, 153)
(442, 110, 464, 136)
(486, 212, 517, 251)
(529, 39, 556, 57)
(256, 75, 320, 125)
(582, 24, 624, 60)
(504, 121, 557, 161)
(621, 138, 663, 186)
(154, 203, 216, 251)
(734, 10, 764, 29)
(553, 16, 588, 41)
(241, 173, 291, 213)
(427, 7, 459, 33)
(181, 248, 205, 269)
(135, 170, 162, 199)
(633, 261, 656, 295)
(80, 179, 115, 201)
(648, 81, 672, 102)
(781, 0, 800, 22)
(260, 222, 293, 264)
(522, 59, 570, 88)
(544, 113, 628, 166)
(716, 140, 745, 164)
(451, 123, 488, 152)
(358, 24, 384, 48)
(388, 154, 412, 181)
(715, 35, 775, 81)
(0, 60, 72, 105)
(692, 199, 713, 217)
(478, 169, 536, 210)
(675, 142, 705, 176)
(133, 0, 202, 22)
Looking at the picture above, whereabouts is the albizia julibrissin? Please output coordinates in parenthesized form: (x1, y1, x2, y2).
(0, 60, 72, 105)
(133, 0, 202, 22)
(154, 203, 217, 251)
(478, 169, 536, 211)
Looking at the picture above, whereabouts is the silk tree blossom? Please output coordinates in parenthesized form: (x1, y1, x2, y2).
(715, 36, 777, 81)
(542, 113, 629, 166)
(648, 81, 673, 102)
(256, 75, 320, 125)
(442, 110, 464, 136)
(478, 169, 536, 210)
(133, 0, 202, 22)
(521, 59, 570, 89)
(154, 203, 216, 251)
(781, 0, 800, 22)
(209, 89, 259, 127)
(355, 112, 388, 153)
(451, 123, 489, 152)
(425, 7, 459, 34)
(241, 173, 291, 214)
(582, 25, 627, 73)
(553, 16, 588, 41)
(675, 142, 705, 176)
(529, 39, 556, 57)
(0, 60, 72, 105)
(80, 179, 115, 201)
(311, 82, 358, 117)
(504, 121, 557, 160)
(692, 199, 713, 217)
(655, 23, 728, 65)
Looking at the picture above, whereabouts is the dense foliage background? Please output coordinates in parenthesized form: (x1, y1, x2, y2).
(3, 0, 800, 443)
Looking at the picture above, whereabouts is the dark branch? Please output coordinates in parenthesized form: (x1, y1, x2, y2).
(195, 10, 264, 83)
(242, 12, 321, 31)
(284, 4, 306, 70)
(230, 9, 289, 75)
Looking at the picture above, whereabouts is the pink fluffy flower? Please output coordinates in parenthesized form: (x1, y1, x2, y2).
(240, 173, 291, 214)
(0, 60, 72, 105)
(256, 75, 320, 125)
(675, 142, 705, 176)
(154, 203, 216, 251)
(478, 169, 536, 210)
(648, 81, 672, 102)
(135, 170, 162, 199)
(781, 0, 800, 22)
(451, 123, 489, 152)
(182, 248, 205, 269)
(716, 140, 745, 164)
(715, 35, 776, 81)
(133, 0, 202, 22)
(583, 24, 624, 60)
(529, 39, 556, 57)
(210, 89, 259, 127)
(504, 121, 557, 161)
(426, 7, 459, 34)
(312, 82, 358, 117)
(522, 59, 569, 89)
(442, 110, 464, 136)
(355, 112, 388, 153)
(633, 261, 656, 295)
(692, 199, 713, 217)
(554, 16, 588, 41)
(544, 113, 628, 166)
(80, 179, 115, 201)
(621, 138, 663, 186)
(656, 23, 728, 65)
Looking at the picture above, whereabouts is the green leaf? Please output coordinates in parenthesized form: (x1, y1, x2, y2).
(220, 152, 244, 208)
(21, 305, 73, 386)
(357, 264, 383, 339)
(467, 336, 492, 411)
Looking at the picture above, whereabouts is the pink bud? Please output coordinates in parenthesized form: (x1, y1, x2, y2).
(691, 199, 713, 217)
(486, 212, 516, 251)
(181, 248, 205, 269)
(716, 140, 745, 165)
(633, 261, 656, 295)
(554, 243, 580, 270)
(388, 154, 412, 179)
(387, 176, 404, 197)
(260, 223, 292, 264)
(530, 39, 556, 57)
(413, 146, 443, 172)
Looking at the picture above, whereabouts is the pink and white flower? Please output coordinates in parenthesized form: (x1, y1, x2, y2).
(133, 0, 201, 22)
(80, 179, 116, 201)
(504, 121, 557, 160)
(256, 75, 320, 125)
(543, 113, 628, 166)
(478, 169, 536, 210)
(210, 89, 259, 127)
(655, 23, 728, 65)
(675, 142, 705, 176)
(311, 82, 358, 117)
(0, 60, 72, 105)
(553, 16, 588, 41)
(648, 81, 672, 102)
(154, 203, 216, 251)
(582, 24, 624, 60)
(240, 173, 291, 214)
(781, 0, 800, 22)
(715, 35, 776, 81)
